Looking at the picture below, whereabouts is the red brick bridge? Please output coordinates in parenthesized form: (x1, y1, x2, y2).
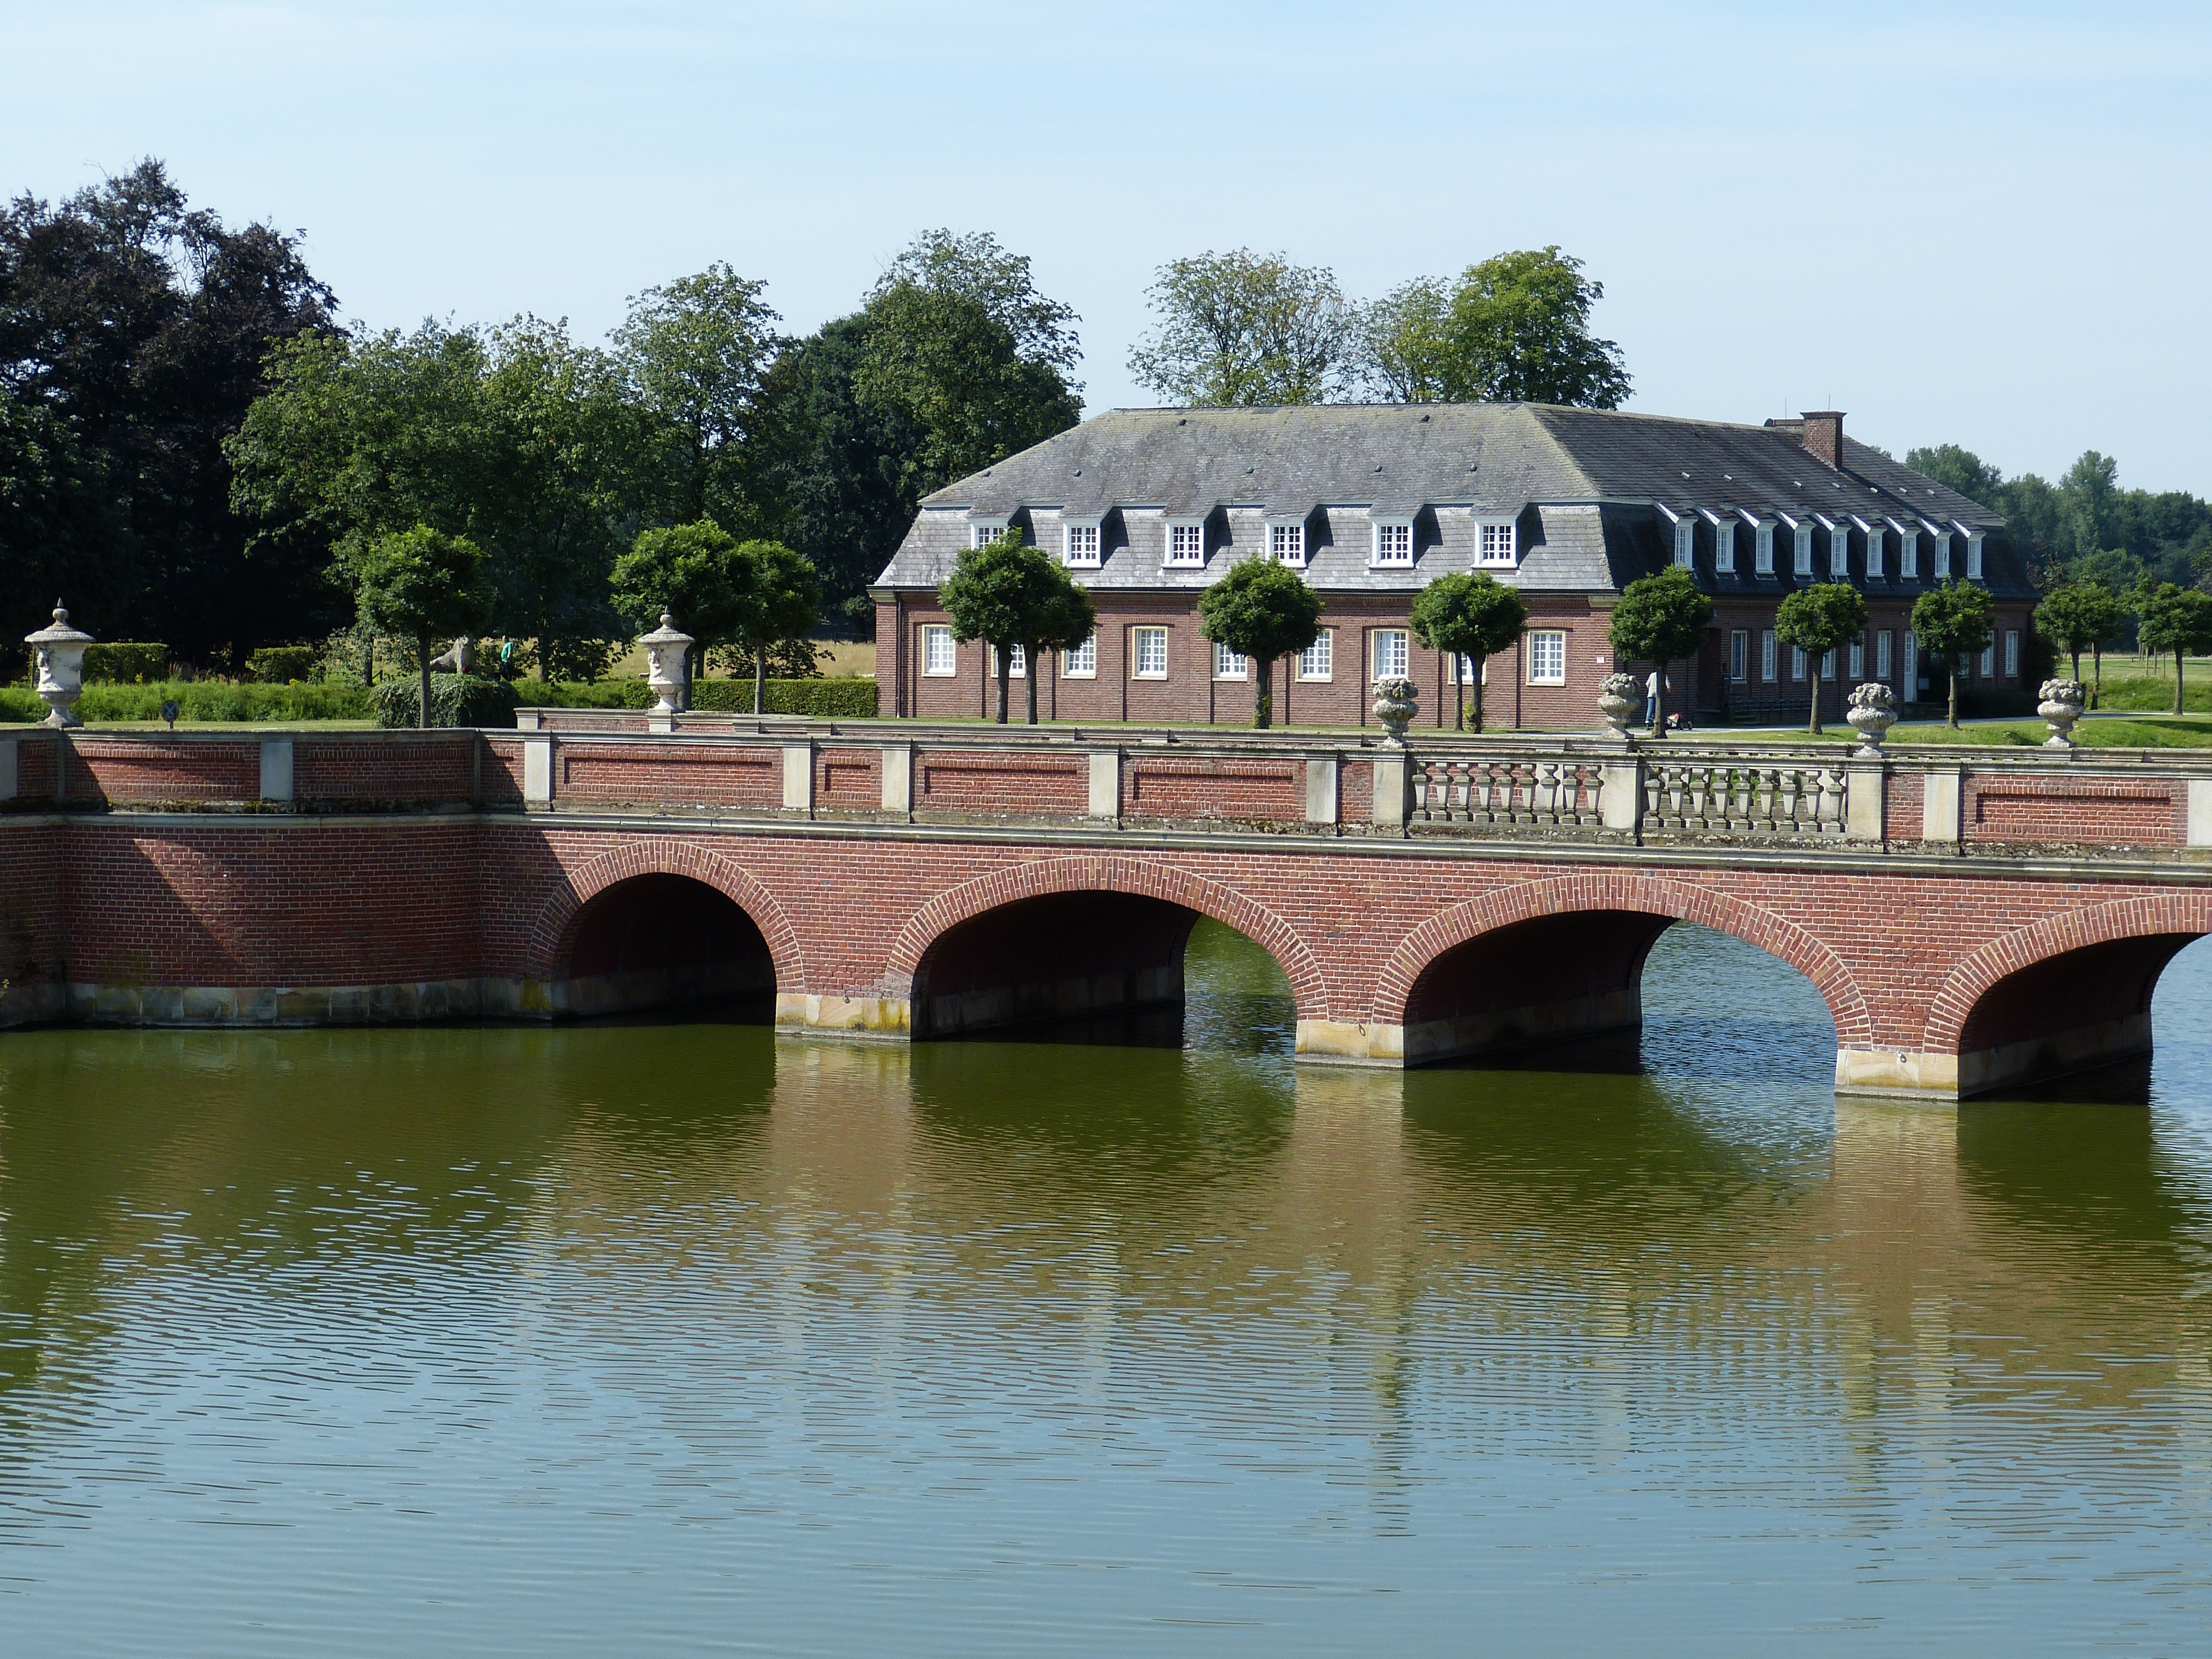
(3, 709, 2209, 1102)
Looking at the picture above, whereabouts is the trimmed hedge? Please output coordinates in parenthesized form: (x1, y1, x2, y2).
(515, 676, 879, 717)
(374, 674, 521, 729)
(84, 643, 169, 683)
(0, 680, 376, 722)
(248, 645, 320, 683)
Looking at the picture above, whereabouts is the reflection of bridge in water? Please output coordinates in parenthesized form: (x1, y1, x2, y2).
(8, 714, 2212, 1100)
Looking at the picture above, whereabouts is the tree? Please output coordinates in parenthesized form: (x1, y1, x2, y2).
(2135, 584, 2212, 714)
(1607, 568, 1712, 735)
(1773, 584, 1869, 734)
(727, 540, 818, 715)
(613, 263, 781, 528)
(2034, 582, 2127, 704)
(1018, 566, 1098, 726)
(1431, 247, 1629, 408)
(1128, 251, 1361, 406)
(1197, 556, 1325, 729)
(938, 534, 1074, 723)
(1904, 443, 2006, 509)
(1910, 580, 1994, 729)
(1408, 571, 1527, 731)
(354, 526, 492, 729)
(609, 521, 754, 703)
(1359, 278, 1454, 404)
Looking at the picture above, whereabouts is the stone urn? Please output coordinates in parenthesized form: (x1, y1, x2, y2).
(2038, 677, 2087, 748)
(639, 612, 694, 715)
(1598, 672, 1642, 740)
(1845, 681, 1898, 757)
(1372, 675, 1418, 744)
(25, 602, 93, 728)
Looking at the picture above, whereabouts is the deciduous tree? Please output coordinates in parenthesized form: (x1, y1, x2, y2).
(610, 521, 753, 703)
(1774, 584, 1868, 734)
(938, 533, 1075, 724)
(1910, 580, 1994, 729)
(1364, 248, 1629, 408)
(1128, 251, 1360, 406)
(728, 540, 819, 716)
(2135, 583, 2212, 714)
(1409, 571, 1527, 731)
(1608, 568, 1712, 735)
(354, 526, 492, 729)
(613, 263, 780, 529)
(1197, 557, 1325, 729)
(2033, 581, 2127, 705)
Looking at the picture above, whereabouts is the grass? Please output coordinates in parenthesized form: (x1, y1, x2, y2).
(1890, 715, 2212, 749)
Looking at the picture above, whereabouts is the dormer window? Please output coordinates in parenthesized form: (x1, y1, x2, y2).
(1063, 521, 1101, 567)
(1269, 522, 1305, 566)
(1829, 524, 1851, 578)
(1935, 533, 1953, 579)
(1707, 514, 1736, 574)
(972, 520, 1008, 550)
(1372, 520, 1413, 566)
(1478, 520, 1517, 566)
(1165, 520, 1207, 567)
(1864, 522, 1886, 580)
(1672, 519, 1695, 568)
(1966, 532, 1985, 581)
(1753, 519, 1776, 575)
(1794, 523, 1815, 575)
(1901, 528, 1921, 578)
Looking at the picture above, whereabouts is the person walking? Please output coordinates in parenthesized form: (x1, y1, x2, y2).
(1643, 667, 1670, 727)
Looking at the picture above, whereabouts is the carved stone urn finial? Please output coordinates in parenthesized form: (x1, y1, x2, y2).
(2038, 677, 2087, 748)
(1372, 675, 1418, 745)
(25, 601, 94, 729)
(638, 611, 694, 717)
(1598, 672, 1642, 742)
(1845, 681, 1899, 758)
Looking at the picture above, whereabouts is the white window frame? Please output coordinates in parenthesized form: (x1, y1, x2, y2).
(1707, 513, 1736, 575)
(1478, 519, 1518, 567)
(1063, 635, 1097, 678)
(1526, 629, 1566, 686)
(1298, 630, 1333, 682)
(1371, 628, 1409, 682)
(2005, 628, 2020, 676)
(1935, 533, 1953, 580)
(1901, 527, 1921, 579)
(1791, 644, 1808, 681)
(991, 643, 1026, 679)
(922, 624, 956, 677)
(1456, 653, 1485, 686)
(1269, 521, 1306, 567)
(971, 519, 1009, 550)
(1673, 518, 1695, 569)
(1848, 639, 1864, 679)
(1753, 519, 1776, 575)
(1062, 520, 1102, 567)
(1213, 640, 1248, 680)
(1864, 521, 1887, 580)
(1761, 629, 1778, 682)
(1877, 629, 1893, 681)
(1729, 628, 1748, 682)
(1131, 627, 1168, 679)
(1830, 524, 1851, 578)
(1794, 523, 1816, 576)
(1905, 632, 1919, 692)
(1821, 648, 1838, 681)
(1967, 532, 1986, 581)
(1371, 519, 1415, 567)
(1165, 519, 1207, 567)
(1980, 643, 1995, 677)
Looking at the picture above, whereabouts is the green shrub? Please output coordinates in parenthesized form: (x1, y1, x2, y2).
(248, 645, 320, 683)
(83, 642, 169, 682)
(0, 687, 45, 722)
(514, 676, 653, 709)
(32, 680, 375, 722)
(691, 677, 878, 717)
(374, 674, 520, 728)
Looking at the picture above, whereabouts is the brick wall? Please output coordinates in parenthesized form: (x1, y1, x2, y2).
(1964, 776, 2184, 847)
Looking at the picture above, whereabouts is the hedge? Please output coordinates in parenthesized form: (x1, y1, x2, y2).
(514, 676, 878, 717)
(0, 680, 376, 723)
(84, 643, 170, 683)
(374, 674, 522, 728)
(248, 645, 320, 683)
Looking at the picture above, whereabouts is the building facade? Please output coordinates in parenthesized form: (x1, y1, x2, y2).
(870, 403, 2034, 730)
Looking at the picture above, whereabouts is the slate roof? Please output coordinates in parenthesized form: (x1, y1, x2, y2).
(874, 403, 2020, 598)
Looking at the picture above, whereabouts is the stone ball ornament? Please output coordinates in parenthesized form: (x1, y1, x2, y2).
(2037, 678, 2087, 748)
(1371, 675, 1418, 744)
(1598, 672, 1643, 740)
(25, 601, 94, 728)
(1844, 681, 1899, 757)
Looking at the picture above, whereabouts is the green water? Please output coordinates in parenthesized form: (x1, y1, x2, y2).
(3, 921, 2212, 1655)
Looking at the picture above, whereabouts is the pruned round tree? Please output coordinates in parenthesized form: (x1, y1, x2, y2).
(1019, 569, 1098, 726)
(354, 524, 493, 729)
(939, 532, 1074, 724)
(610, 520, 754, 705)
(729, 540, 820, 715)
(1910, 580, 1995, 729)
(1606, 567, 1712, 735)
(1197, 555, 1324, 729)
(1773, 583, 1869, 735)
(1409, 570, 1527, 731)
(2034, 581, 2127, 707)
(2135, 583, 2212, 715)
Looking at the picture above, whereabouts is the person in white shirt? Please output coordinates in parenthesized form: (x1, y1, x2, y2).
(1643, 668, 1670, 726)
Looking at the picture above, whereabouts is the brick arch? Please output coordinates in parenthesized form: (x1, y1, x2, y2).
(1923, 893, 2212, 1055)
(524, 842, 806, 989)
(882, 855, 1330, 1018)
(1374, 872, 1872, 1045)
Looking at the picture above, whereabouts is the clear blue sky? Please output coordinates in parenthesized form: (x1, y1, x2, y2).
(9, 1, 2209, 492)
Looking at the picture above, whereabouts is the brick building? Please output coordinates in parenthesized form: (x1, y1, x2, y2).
(870, 403, 2035, 730)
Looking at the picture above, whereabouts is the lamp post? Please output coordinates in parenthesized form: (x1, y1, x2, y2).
(25, 602, 93, 728)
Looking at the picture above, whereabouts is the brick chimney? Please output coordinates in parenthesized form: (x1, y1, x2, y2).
(1798, 410, 1845, 469)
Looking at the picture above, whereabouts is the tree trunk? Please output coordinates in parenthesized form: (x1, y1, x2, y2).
(362, 627, 376, 690)
(417, 633, 432, 731)
(1254, 658, 1274, 729)
(1456, 662, 1468, 731)
(1948, 661, 1960, 729)
(1469, 666, 1484, 734)
(2071, 646, 2083, 684)
(1025, 648, 1039, 724)
(2177, 649, 2187, 716)
(2093, 643, 2104, 709)
(753, 645, 766, 717)
(1808, 664, 1822, 735)
(996, 655, 1010, 723)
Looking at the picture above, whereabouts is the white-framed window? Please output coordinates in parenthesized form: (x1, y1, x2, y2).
(1730, 629, 1748, 681)
(1980, 643, 1995, 677)
(1901, 530, 1921, 579)
(1905, 632, 1919, 691)
(1935, 534, 1953, 579)
(922, 625, 956, 677)
(1479, 520, 1517, 566)
(1166, 520, 1207, 566)
(1761, 629, 1778, 681)
(1298, 630, 1333, 681)
(1063, 635, 1096, 677)
(991, 643, 1026, 679)
(1063, 522, 1100, 566)
(1830, 526, 1851, 578)
(2005, 628, 2020, 676)
(1794, 523, 1815, 575)
(1848, 639, 1864, 679)
(1373, 520, 1413, 566)
(1456, 653, 1485, 685)
(1967, 533, 1986, 580)
(1755, 521, 1775, 575)
(1269, 522, 1305, 566)
(1526, 629, 1566, 685)
(1821, 648, 1838, 681)
(1371, 628, 1409, 681)
(972, 520, 1008, 549)
(1673, 519, 1695, 568)
(1131, 627, 1168, 679)
(1877, 629, 1893, 680)
(1866, 528, 1886, 580)
(1713, 519, 1736, 574)
(1213, 640, 1248, 680)
(1791, 644, 1808, 681)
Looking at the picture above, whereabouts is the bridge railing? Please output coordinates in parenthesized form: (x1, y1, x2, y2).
(7, 717, 2212, 858)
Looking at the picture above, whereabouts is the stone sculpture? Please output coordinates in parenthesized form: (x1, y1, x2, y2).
(2037, 678, 2086, 748)
(1845, 682, 1898, 757)
(640, 612, 694, 716)
(1371, 675, 1418, 744)
(428, 635, 476, 675)
(1598, 672, 1642, 741)
(25, 602, 93, 728)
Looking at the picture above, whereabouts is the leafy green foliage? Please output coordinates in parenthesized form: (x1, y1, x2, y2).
(609, 521, 754, 649)
(1409, 571, 1526, 730)
(0, 679, 374, 724)
(727, 539, 820, 715)
(372, 672, 520, 728)
(1774, 583, 1868, 732)
(82, 643, 170, 683)
(511, 677, 876, 717)
(2135, 583, 2212, 713)
(1197, 556, 1325, 728)
(246, 645, 320, 683)
(356, 525, 494, 729)
(939, 534, 1083, 723)
(612, 263, 780, 526)
(1911, 580, 1995, 727)
(1608, 568, 1712, 733)
(1129, 251, 1361, 406)
(1369, 247, 1629, 408)
(2034, 582, 2127, 681)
